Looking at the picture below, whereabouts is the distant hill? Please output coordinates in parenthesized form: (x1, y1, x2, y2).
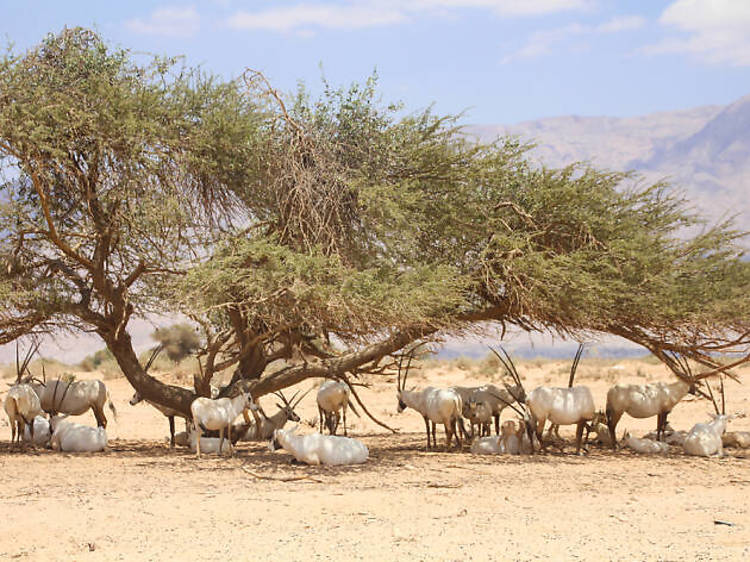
(470, 95, 749, 230)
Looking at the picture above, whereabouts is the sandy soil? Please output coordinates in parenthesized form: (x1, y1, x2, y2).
(1, 359, 749, 561)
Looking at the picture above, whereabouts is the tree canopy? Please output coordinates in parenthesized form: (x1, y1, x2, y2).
(2, 28, 749, 416)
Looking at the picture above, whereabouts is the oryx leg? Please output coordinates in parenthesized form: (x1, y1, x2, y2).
(494, 413, 500, 436)
(318, 406, 324, 433)
(656, 413, 666, 442)
(606, 408, 622, 450)
(194, 422, 202, 459)
(535, 417, 547, 449)
(168, 416, 175, 449)
(343, 405, 348, 436)
(575, 421, 586, 455)
(423, 416, 431, 450)
(92, 405, 107, 429)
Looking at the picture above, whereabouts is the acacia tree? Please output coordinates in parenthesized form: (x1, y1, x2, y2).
(2, 29, 749, 418)
(0, 29, 262, 412)
(175, 70, 750, 405)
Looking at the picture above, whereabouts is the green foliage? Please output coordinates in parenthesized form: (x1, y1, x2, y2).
(0, 28, 262, 342)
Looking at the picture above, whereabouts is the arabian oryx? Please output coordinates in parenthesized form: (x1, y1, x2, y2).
(31, 378, 117, 428)
(683, 377, 741, 457)
(316, 380, 359, 436)
(605, 353, 714, 447)
(395, 346, 464, 451)
(5, 343, 45, 445)
(269, 425, 369, 465)
(523, 345, 596, 454)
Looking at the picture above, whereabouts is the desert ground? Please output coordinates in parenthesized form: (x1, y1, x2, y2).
(1, 357, 749, 561)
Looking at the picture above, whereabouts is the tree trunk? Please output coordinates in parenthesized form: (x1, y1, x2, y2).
(104, 328, 196, 417)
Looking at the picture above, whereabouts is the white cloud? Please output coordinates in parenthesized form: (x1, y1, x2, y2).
(226, 0, 592, 33)
(411, 0, 592, 17)
(228, 4, 405, 32)
(125, 6, 201, 38)
(596, 15, 645, 33)
(502, 15, 645, 64)
(641, 0, 750, 66)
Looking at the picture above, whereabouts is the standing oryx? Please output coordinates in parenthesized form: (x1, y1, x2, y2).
(4, 343, 44, 445)
(605, 353, 711, 447)
(506, 344, 596, 454)
(395, 347, 464, 451)
(31, 377, 117, 428)
(316, 379, 359, 436)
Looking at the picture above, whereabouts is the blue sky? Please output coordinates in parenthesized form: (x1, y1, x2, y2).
(3, 1, 750, 124)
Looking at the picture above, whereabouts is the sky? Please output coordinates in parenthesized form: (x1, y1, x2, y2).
(2, 0, 750, 125)
(1, 0, 749, 363)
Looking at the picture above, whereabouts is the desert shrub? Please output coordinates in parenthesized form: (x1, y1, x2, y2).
(151, 324, 201, 362)
(80, 348, 115, 371)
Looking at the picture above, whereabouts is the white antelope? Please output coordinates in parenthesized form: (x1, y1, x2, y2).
(129, 390, 186, 448)
(4, 384, 43, 445)
(316, 380, 359, 436)
(128, 346, 221, 447)
(5, 344, 44, 445)
(684, 414, 732, 457)
(605, 355, 714, 447)
(129, 384, 219, 448)
(31, 378, 117, 428)
(269, 426, 368, 465)
(462, 396, 493, 438)
(49, 415, 108, 452)
(190, 391, 255, 458)
(395, 350, 463, 450)
(524, 346, 595, 454)
(527, 386, 595, 454)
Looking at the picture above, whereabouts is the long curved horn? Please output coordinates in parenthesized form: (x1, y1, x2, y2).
(488, 345, 522, 389)
(568, 343, 585, 388)
(16, 340, 40, 384)
(144, 344, 165, 373)
(291, 387, 312, 408)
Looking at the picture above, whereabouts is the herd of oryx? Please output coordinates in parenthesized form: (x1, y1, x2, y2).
(4, 342, 750, 465)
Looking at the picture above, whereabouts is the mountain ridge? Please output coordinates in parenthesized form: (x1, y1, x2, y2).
(469, 95, 749, 229)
